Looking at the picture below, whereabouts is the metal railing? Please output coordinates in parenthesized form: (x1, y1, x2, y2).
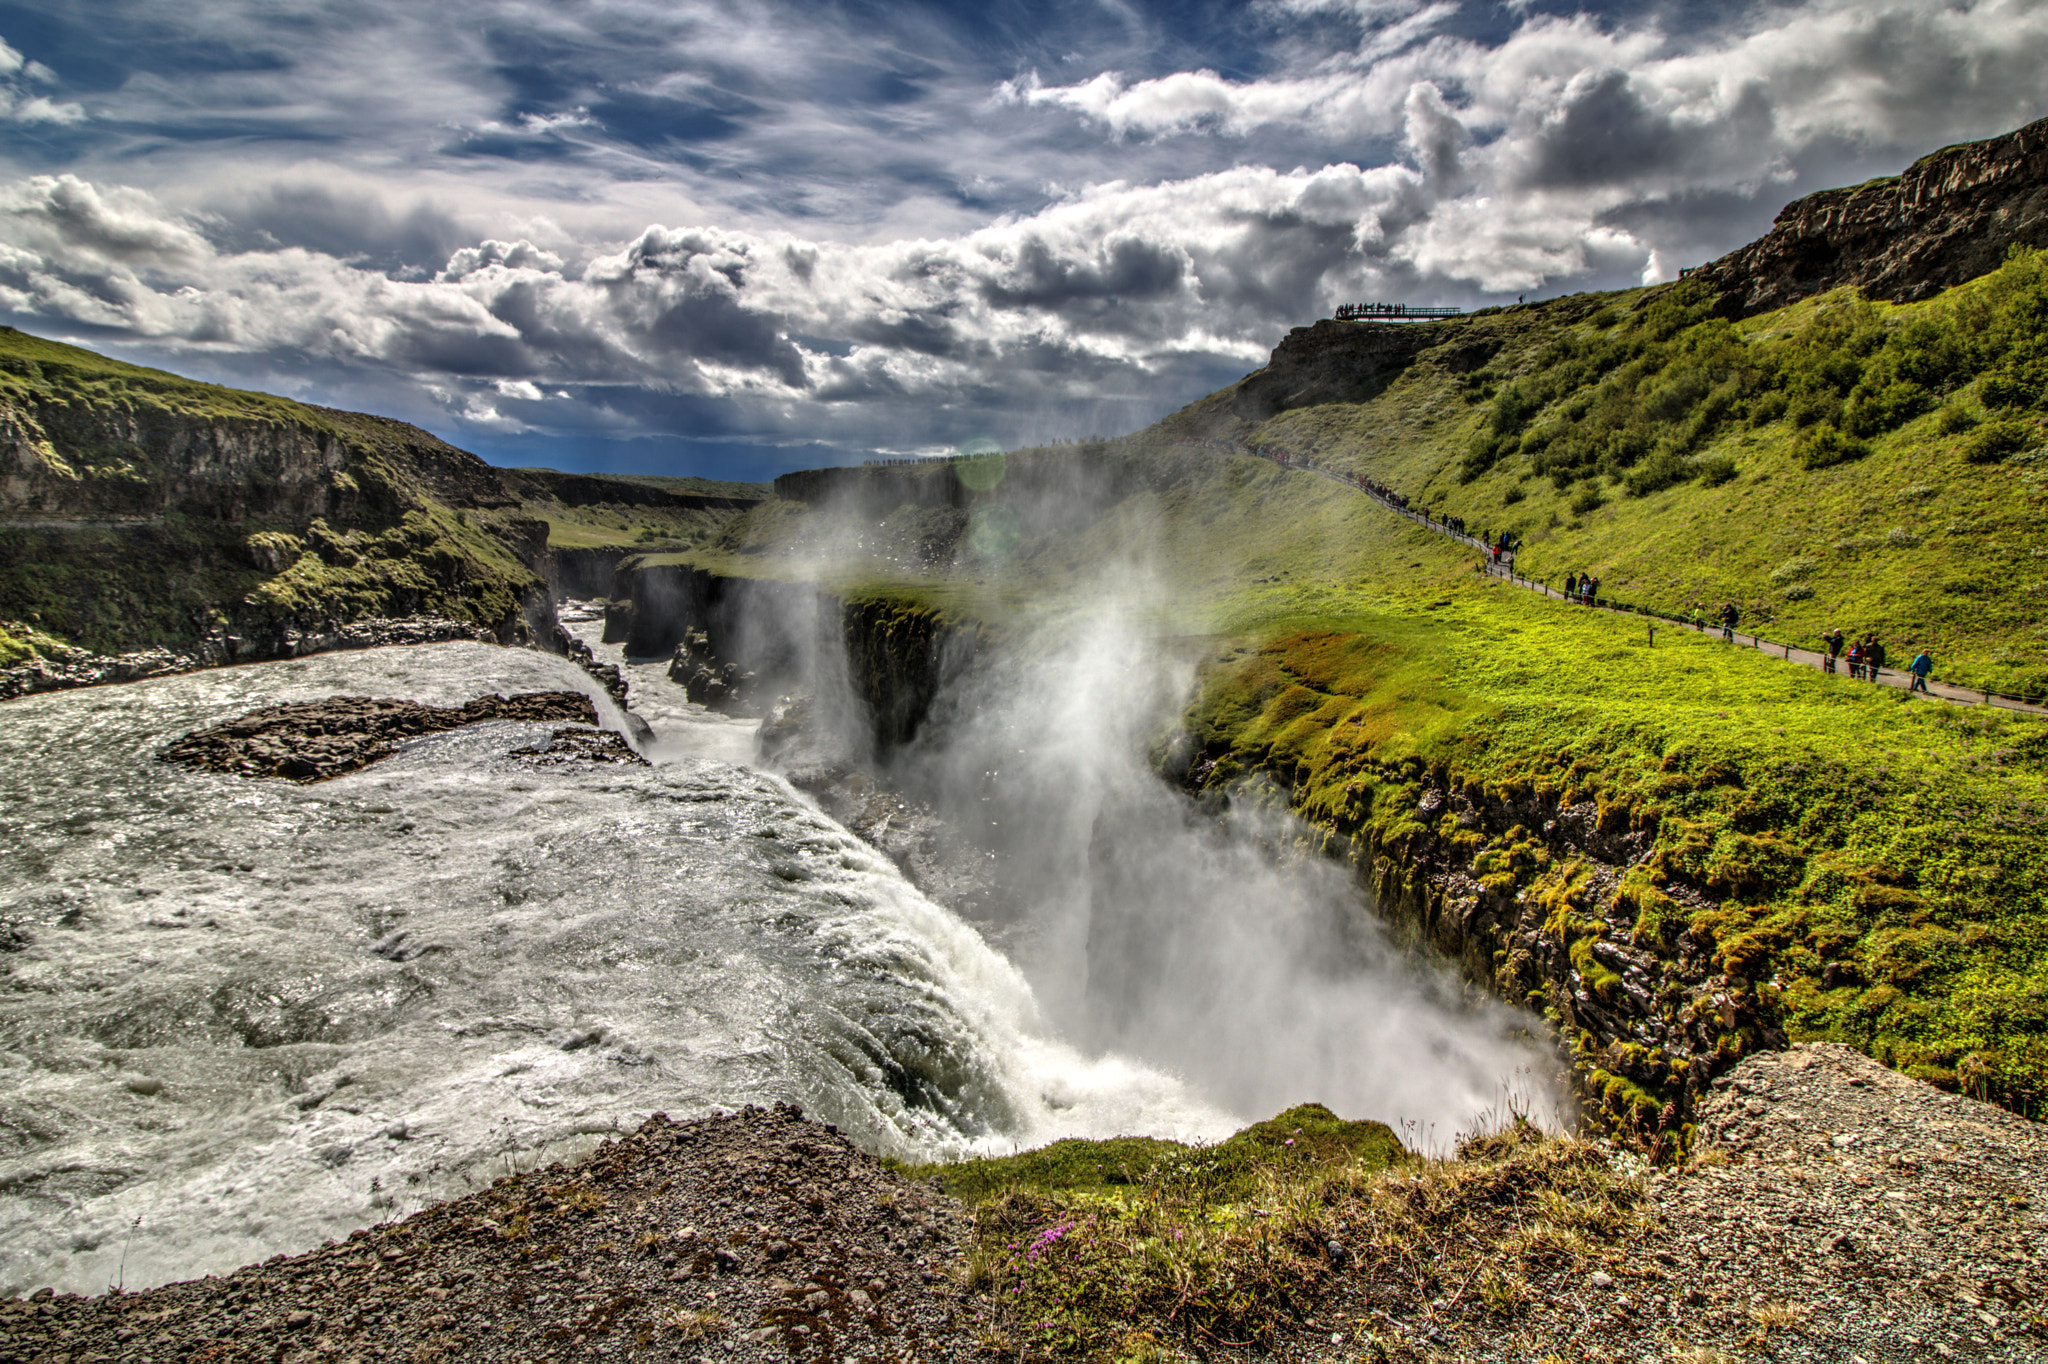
(1333, 302, 1466, 321)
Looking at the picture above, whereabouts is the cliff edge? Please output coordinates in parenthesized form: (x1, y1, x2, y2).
(1699, 114, 2048, 314)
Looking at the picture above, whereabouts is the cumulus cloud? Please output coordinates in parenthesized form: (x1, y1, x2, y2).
(0, 1, 2043, 472)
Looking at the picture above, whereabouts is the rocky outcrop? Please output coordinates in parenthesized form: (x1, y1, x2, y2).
(603, 560, 982, 751)
(554, 546, 633, 600)
(158, 691, 601, 781)
(1208, 318, 1460, 429)
(839, 599, 982, 751)
(668, 629, 762, 712)
(0, 616, 499, 702)
(507, 726, 648, 768)
(14, 1105, 977, 1361)
(551, 624, 629, 706)
(1700, 115, 2048, 315)
(602, 561, 821, 676)
(1155, 316, 1501, 438)
(1361, 778, 1780, 1143)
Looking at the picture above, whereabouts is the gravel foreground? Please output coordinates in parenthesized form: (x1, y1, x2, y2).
(7, 1047, 2044, 1362)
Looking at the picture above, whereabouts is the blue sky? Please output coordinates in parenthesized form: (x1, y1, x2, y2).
(0, 1, 2042, 481)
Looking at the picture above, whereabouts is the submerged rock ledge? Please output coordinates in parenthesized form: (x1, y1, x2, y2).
(159, 691, 605, 782)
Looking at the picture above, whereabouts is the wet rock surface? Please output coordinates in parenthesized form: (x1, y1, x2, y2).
(5, 1105, 977, 1364)
(508, 725, 649, 768)
(554, 623, 630, 707)
(668, 628, 761, 713)
(0, 617, 497, 703)
(159, 691, 600, 781)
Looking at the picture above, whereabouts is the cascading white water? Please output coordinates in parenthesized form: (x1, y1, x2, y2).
(885, 598, 1564, 1139)
(0, 641, 1231, 1296)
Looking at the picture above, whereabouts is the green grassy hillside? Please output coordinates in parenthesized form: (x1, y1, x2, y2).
(0, 328, 561, 653)
(1168, 249, 2048, 698)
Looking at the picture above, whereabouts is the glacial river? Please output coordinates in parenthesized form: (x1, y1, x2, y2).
(0, 639, 1227, 1295)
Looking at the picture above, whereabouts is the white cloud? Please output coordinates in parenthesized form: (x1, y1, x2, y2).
(0, 34, 83, 125)
(0, 1, 2043, 465)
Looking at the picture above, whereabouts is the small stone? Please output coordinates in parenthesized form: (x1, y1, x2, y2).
(286, 1310, 315, 1330)
(1588, 1271, 1616, 1289)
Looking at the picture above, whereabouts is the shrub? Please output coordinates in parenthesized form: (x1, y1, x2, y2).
(1788, 392, 1840, 429)
(1936, 404, 1979, 434)
(1794, 425, 1870, 470)
(1570, 486, 1607, 515)
(1623, 447, 1687, 497)
(1884, 527, 1923, 548)
(1980, 371, 2034, 409)
(1749, 390, 1789, 426)
(1695, 455, 1739, 487)
(1769, 556, 1817, 584)
(1842, 379, 1932, 436)
(1780, 583, 1815, 600)
(1961, 418, 2033, 464)
(1502, 483, 1526, 504)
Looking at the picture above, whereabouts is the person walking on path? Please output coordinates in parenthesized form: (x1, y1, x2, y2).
(1909, 649, 1933, 693)
(1565, 571, 1577, 600)
(1586, 576, 1601, 609)
(1720, 603, 1740, 641)
(1848, 638, 1864, 680)
(1868, 636, 1887, 683)
(1822, 628, 1844, 674)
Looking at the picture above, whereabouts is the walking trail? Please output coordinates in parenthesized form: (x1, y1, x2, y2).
(1229, 443, 2048, 717)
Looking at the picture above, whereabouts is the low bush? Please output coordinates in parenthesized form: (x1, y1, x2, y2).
(1961, 418, 2033, 464)
(1936, 404, 1979, 434)
(1794, 425, 1870, 470)
(1694, 455, 1739, 487)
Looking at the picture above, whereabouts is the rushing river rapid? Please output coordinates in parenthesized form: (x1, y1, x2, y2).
(0, 640, 1229, 1295)
(0, 618, 1558, 1297)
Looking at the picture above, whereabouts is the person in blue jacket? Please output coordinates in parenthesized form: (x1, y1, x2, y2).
(1909, 650, 1933, 693)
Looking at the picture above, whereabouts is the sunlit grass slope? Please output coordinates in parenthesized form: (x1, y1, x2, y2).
(1169, 250, 2048, 698)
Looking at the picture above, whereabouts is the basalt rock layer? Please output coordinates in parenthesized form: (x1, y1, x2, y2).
(1699, 114, 2048, 316)
(0, 615, 497, 702)
(1175, 744, 1779, 1145)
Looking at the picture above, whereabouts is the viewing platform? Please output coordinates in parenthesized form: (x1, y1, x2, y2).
(1332, 302, 1465, 321)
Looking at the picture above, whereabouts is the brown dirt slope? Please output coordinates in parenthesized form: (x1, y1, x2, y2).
(12, 1050, 2044, 1362)
(5, 1105, 975, 1364)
